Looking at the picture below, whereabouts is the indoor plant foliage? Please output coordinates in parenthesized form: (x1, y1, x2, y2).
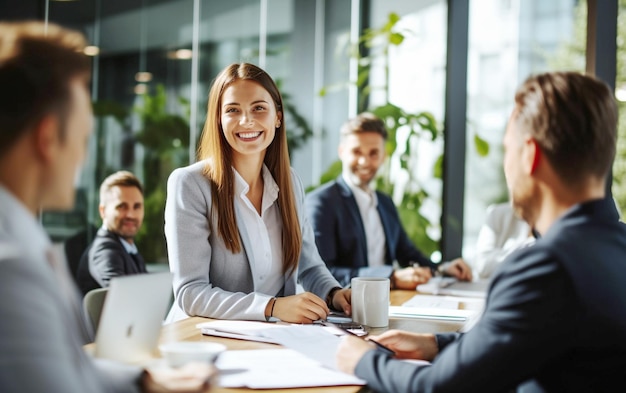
(320, 12, 489, 256)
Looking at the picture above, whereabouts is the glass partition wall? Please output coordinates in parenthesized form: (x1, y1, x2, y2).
(4, 0, 614, 271)
(36, 0, 352, 265)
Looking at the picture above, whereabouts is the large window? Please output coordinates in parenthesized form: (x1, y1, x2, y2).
(462, 0, 584, 261)
(367, 0, 449, 259)
(4, 0, 616, 272)
(26, 0, 353, 267)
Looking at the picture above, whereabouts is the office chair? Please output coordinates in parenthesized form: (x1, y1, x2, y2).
(83, 287, 108, 335)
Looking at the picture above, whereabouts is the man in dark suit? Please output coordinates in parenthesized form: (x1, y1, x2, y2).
(77, 170, 147, 295)
(336, 72, 626, 392)
(305, 113, 472, 288)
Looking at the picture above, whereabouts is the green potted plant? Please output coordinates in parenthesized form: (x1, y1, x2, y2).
(319, 12, 489, 256)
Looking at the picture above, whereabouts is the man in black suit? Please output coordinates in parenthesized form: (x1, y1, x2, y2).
(305, 113, 472, 288)
(77, 170, 147, 295)
(336, 72, 626, 392)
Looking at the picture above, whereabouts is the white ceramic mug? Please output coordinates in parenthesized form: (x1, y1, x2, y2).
(351, 277, 390, 328)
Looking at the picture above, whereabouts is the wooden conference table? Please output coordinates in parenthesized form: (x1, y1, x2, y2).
(158, 290, 474, 393)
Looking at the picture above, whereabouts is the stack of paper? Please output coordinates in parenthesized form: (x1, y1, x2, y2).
(196, 321, 366, 388)
(216, 348, 365, 388)
(198, 319, 366, 342)
(197, 320, 285, 344)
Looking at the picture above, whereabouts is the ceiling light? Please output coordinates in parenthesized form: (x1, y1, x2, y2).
(134, 84, 148, 95)
(176, 49, 193, 59)
(135, 72, 153, 83)
(168, 49, 193, 60)
(83, 46, 100, 56)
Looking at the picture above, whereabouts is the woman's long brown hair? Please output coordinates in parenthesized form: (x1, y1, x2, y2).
(197, 63, 302, 276)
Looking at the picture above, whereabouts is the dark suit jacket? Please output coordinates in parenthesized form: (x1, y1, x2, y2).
(76, 227, 147, 295)
(355, 197, 626, 392)
(305, 176, 435, 286)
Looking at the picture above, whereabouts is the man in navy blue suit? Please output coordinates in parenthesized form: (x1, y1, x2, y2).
(305, 113, 472, 289)
(76, 170, 148, 295)
(336, 72, 626, 392)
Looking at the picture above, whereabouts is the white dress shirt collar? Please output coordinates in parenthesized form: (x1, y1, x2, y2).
(342, 173, 379, 206)
(234, 165, 280, 215)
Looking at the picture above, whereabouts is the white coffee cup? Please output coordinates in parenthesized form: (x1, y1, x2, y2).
(159, 342, 226, 368)
(351, 277, 390, 328)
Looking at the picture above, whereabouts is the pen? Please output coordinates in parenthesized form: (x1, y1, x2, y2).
(322, 320, 396, 356)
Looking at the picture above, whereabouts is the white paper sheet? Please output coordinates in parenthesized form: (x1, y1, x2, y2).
(196, 320, 287, 335)
(403, 294, 485, 311)
(200, 328, 281, 344)
(402, 294, 460, 309)
(215, 349, 365, 388)
(258, 324, 343, 370)
(417, 279, 489, 298)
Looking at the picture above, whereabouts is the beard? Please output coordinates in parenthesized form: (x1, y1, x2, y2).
(346, 166, 377, 189)
(113, 219, 140, 240)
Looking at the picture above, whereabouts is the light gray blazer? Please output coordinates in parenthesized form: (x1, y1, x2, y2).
(0, 185, 142, 392)
(164, 160, 341, 322)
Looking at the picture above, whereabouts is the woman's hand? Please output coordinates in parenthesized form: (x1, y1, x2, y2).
(331, 288, 351, 315)
(272, 292, 329, 323)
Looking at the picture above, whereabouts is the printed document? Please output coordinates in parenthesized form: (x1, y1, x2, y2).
(216, 349, 365, 388)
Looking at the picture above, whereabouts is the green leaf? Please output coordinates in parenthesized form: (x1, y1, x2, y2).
(433, 154, 443, 179)
(316, 160, 343, 188)
(92, 100, 129, 125)
(388, 12, 401, 25)
(474, 133, 490, 157)
(389, 32, 405, 46)
(415, 113, 439, 140)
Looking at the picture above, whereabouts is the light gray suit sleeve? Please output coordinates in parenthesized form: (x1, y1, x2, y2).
(290, 169, 342, 299)
(164, 163, 273, 321)
(0, 247, 142, 393)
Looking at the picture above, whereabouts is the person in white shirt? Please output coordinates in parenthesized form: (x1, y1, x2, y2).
(164, 63, 350, 324)
(472, 202, 535, 278)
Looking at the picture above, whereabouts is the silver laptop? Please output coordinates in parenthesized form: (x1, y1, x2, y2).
(94, 271, 173, 364)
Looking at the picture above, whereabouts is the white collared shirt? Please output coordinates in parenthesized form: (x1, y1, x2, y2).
(233, 165, 284, 296)
(342, 174, 386, 267)
(117, 232, 138, 255)
(0, 185, 51, 265)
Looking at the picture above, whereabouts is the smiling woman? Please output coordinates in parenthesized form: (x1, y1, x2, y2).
(164, 63, 352, 325)
(219, 79, 280, 163)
